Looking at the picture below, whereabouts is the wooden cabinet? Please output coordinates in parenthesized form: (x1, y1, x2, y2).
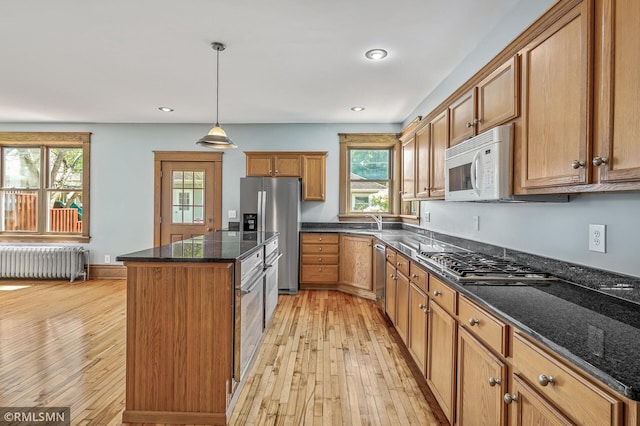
(511, 331, 623, 425)
(429, 110, 449, 199)
(449, 56, 519, 147)
(246, 152, 301, 177)
(395, 263, 410, 344)
(300, 233, 339, 287)
(458, 295, 509, 356)
(339, 234, 373, 291)
(507, 373, 576, 425)
(385, 248, 398, 325)
(449, 89, 476, 146)
(415, 124, 431, 198)
(408, 281, 428, 375)
(302, 153, 327, 201)
(245, 151, 327, 201)
(427, 295, 458, 424)
(518, 2, 592, 190)
(457, 327, 508, 426)
(401, 135, 416, 199)
(594, 0, 640, 185)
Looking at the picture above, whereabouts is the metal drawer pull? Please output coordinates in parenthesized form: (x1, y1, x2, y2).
(418, 303, 424, 309)
(319, 237, 323, 241)
(318, 257, 322, 261)
(397, 261, 402, 266)
(468, 318, 480, 326)
(503, 393, 517, 404)
(538, 374, 555, 386)
(318, 247, 322, 251)
(433, 290, 442, 296)
(411, 273, 418, 279)
(318, 268, 323, 272)
(488, 377, 501, 387)
(423, 308, 430, 314)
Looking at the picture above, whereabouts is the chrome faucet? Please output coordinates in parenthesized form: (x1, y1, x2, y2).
(365, 214, 383, 231)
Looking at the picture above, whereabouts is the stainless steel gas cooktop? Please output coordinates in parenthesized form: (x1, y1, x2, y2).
(416, 251, 553, 282)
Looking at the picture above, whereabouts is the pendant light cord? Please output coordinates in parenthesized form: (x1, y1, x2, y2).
(216, 47, 220, 125)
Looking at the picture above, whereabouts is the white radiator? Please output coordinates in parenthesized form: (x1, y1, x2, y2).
(0, 246, 87, 282)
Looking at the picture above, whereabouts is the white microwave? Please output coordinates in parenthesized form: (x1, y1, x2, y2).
(444, 125, 512, 201)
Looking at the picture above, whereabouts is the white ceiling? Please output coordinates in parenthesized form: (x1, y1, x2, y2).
(0, 0, 522, 124)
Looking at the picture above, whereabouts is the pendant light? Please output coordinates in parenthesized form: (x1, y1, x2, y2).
(196, 42, 237, 149)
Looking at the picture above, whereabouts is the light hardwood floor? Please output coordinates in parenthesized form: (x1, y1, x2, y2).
(0, 280, 445, 425)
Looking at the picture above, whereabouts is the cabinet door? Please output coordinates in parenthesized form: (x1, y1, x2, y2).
(401, 136, 416, 199)
(408, 283, 428, 375)
(395, 271, 410, 344)
(302, 154, 326, 201)
(429, 110, 449, 198)
(415, 124, 431, 198)
(426, 299, 457, 424)
(385, 262, 397, 325)
(449, 89, 476, 146)
(246, 153, 274, 176)
(595, 0, 640, 183)
(508, 374, 574, 426)
(519, 2, 592, 189)
(339, 234, 373, 291)
(457, 327, 507, 426)
(477, 56, 519, 133)
(273, 154, 302, 177)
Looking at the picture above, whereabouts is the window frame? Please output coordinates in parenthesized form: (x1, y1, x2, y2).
(338, 133, 400, 219)
(0, 132, 91, 243)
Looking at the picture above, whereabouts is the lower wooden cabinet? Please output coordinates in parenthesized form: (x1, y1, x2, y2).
(339, 234, 373, 291)
(506, 374, 575, 425)
(395, 268, 410, 344)
(408, 282, 428, 375)
(457, 327, 507, 426)
(385, 260, 397, 325)
(299, 233, 339, 287)
(427, 298, 458, 424)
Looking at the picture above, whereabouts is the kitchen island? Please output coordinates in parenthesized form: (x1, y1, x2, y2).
(116, 231, 278, 425)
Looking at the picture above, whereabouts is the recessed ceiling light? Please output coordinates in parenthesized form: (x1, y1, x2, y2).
(158, 107, 174, 112)
(365, 49, 388, 61)
(351, 106, 365, 112)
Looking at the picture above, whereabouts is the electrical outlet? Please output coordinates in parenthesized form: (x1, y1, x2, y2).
(589, 224, 606, 253)
(228, 210, 237, 219)
(424, 211, 430, 223)
(104, 255, 111, 263)
(473, 215, 479, 231)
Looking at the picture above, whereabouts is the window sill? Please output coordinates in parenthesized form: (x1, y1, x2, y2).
(337, 214, 401, 222)
(0, 234, 90, 243)
(399, 215, 420, 225)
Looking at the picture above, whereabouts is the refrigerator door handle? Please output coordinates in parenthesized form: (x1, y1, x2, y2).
(260, 190, 267, 232)
(256, 190, 263, 232)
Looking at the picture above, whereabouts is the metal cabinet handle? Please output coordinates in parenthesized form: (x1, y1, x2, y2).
(592, 156, 609, 167)
(488, 377, 501, 387)
(423, 308, 430, 314)
(318, 247, 322, 251)
(538, 374, 555, 386)
(433, 290, 442, 296)
(468, 318, 480, 327)
(411, 273, 418, 279)
(368, 243, 372, 247)
(319, 237, 323, 241)
(466, 122, 474, 128)
(474, 118, 481, 124)
(418, 303, 424, 309)
(389, 274, 396, 280)
(397, 261, 402, 266)
(275, 169, 279, 173)
(503, 393, 517, 404)
(572, 160, 585, 169)
(318, 268, 323, 272)
(318, 258, 322, 262)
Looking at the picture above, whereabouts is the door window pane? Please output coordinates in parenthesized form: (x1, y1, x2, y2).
(3, 148, 41, 188)
(172, 170, 205, 224)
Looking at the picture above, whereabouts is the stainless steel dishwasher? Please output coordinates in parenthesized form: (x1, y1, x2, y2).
(373, 243, 386, 311)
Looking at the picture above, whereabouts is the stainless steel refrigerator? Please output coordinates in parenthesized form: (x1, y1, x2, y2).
(240, 177, 300, 294)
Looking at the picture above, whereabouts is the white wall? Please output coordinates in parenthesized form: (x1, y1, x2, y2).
(0, 122, 399, 264)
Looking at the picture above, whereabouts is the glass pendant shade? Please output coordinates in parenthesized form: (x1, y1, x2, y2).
(196, 123, 237, 149)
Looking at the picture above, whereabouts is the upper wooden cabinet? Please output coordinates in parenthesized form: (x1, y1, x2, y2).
(400, 135, 416, 200)
(302, 153, 327, 201)
(429, 110, 449, 199)
(245, 151, 327, 201)
(594, 0, 640, 185)
(415, 124, 431, 198)
(518, 2, 592, 190)
(448, 56, 519, 146)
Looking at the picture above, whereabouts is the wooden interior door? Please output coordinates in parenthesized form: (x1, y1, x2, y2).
(154, 152, 222, 246)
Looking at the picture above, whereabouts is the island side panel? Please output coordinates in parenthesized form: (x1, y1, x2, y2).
(123, 261, 234, 425)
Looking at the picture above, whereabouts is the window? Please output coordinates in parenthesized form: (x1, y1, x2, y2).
(0, 132, 91, 242)
(338, 133, 400, 218)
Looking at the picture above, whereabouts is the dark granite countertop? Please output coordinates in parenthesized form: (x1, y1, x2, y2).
(116, 231, 279, 263)
(301, 222, 640, 400)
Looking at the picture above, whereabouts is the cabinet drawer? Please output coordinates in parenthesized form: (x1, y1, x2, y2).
(458, 295, 508, 356)
(301, 265, 339, 283)
(512, 332, 623, 425)
(301, 244, 339, 254)
(301, 233, 339, 244)
(429, 276, 457, 316)
(395, 254, 410, 277)
(385, 248, 397, 265)
(301, 254, 339, 265)
(409, 262, 428, 293)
